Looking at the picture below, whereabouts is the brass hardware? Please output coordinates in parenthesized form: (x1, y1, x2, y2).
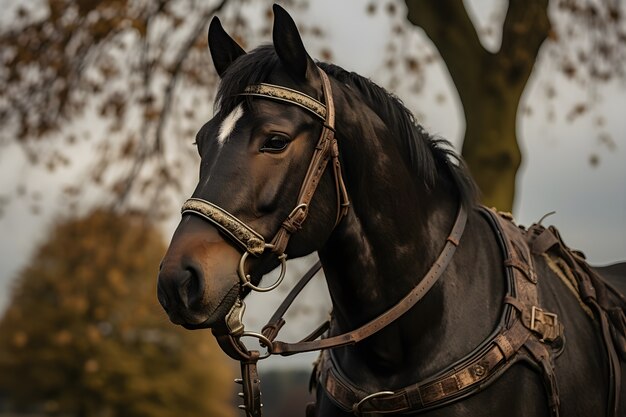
(226, 299, 246, 336)
(530, 306, 559, 342)
(238, 246, 288, 292)
(287, 203, 308, 219)
(240, 332, 274, 359)
(473, 364, 486, 377)
(353, 391, 395, 415)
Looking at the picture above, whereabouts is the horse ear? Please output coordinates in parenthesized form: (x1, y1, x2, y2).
(208, 16, 246, 78)
(272, 4, 314, 80)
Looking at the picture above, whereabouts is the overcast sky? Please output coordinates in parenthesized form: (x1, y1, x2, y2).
(0, 0, 624, 369)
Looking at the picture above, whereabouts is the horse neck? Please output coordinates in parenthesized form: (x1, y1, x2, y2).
(317, 88, 463, 375)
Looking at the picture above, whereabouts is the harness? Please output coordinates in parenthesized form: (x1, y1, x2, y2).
(178, 66, 624, 417)
(316, 208, 565, 416)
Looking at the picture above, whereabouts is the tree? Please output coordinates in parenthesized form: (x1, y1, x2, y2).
(0, 0, 623, 213)
(0, 209, 234, 417)
(404, 0, 625, 210)
(0, 0, 311, 216)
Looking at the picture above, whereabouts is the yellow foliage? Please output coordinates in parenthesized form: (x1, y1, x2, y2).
(0, 208, 235, 417)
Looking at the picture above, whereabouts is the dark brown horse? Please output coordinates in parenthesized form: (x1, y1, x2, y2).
(157, 5, 625, 416)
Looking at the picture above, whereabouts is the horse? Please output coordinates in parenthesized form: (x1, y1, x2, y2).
(156, 5, 626, 417)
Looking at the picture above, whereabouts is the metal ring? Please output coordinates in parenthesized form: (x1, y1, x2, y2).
(353, 391, 395, 415)
(240, 332, 274, 359)
(237, 247, 288, 292)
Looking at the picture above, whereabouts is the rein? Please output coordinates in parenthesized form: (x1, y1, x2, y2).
(180, 67, 468, 417)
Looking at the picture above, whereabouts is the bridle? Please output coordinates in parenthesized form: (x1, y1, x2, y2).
(179, 66, 468, 417)
(182, 67, 349, 293)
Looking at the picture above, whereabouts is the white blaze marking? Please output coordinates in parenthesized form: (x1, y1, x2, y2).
(217, 104, 244, 146)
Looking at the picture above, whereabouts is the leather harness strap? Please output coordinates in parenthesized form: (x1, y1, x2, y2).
(267, 205, 467, 356)
(320, 320, 534, 415)
(529, 224, 625, 417)
(317, 207, 565, 416)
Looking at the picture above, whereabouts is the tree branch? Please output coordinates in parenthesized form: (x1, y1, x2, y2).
(498, 0, 551, 89)
(153, 0, 229, 153)
(405, 0, 488, 96)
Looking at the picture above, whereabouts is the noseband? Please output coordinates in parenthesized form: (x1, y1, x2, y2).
(181, 67, 350, 292)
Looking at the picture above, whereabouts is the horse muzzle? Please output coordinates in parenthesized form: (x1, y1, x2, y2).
(156, 215, 242, 329)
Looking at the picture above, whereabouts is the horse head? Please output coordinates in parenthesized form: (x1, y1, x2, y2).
(157, 5, 344, 330)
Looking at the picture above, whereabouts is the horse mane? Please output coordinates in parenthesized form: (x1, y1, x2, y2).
(216, 46, 478, 208)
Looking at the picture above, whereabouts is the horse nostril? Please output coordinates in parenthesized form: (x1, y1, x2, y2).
(183, 264, 205, 309)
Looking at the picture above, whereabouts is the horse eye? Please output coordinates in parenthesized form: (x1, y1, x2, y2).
(260, 135, 290, 153)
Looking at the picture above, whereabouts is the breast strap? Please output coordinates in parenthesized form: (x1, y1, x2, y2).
(317, 206, 565, 416)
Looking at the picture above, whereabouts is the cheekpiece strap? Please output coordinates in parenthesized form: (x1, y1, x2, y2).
(240, 83, 327, 121)
(182, 198, 266, 256)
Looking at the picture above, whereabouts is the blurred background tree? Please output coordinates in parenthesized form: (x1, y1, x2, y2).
(0, 209, 234, 417)
(0, 0, 624, 214)
(402, 0, 625, 210)
(0, 0, 311, 217)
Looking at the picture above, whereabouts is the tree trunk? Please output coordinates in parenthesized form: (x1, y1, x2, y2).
(461, 58, 522, 211)
(405, 0, 550, 212)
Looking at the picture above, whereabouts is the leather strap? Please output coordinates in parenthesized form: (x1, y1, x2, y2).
(321, 319, 533, 415)
(268, 205, 467, 355)
(242, 83, 327, 120)
(534, 224, 624, 417)
(262, 260, 323, 341)
(238, 351, 262, 417)
(269, 68, 349, 255)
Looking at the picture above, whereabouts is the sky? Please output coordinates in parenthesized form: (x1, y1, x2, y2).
(0, 0, 625, 370)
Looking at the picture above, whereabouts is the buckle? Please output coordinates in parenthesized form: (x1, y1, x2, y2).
(352, 391, 394, 415)
(530, 306, 559, 341)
